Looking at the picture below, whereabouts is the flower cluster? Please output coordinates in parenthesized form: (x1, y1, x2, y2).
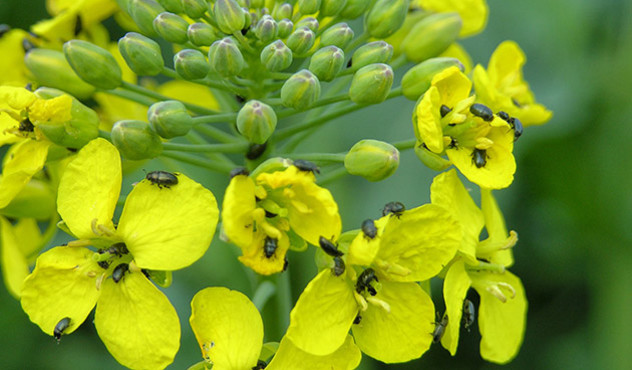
(0, 0, 551, 369)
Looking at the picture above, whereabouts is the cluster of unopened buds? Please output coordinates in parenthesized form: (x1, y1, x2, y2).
(0, 0, 552, 369)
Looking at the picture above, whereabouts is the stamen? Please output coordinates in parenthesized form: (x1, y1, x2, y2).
(95, 272, 106, 291)
(67, 239, 92, 248)
(486, 285, 507, 303)
(353, 291, 368, 311)
(367, 296, 391, 313)
(375, 259, 411, 277)
(96, 224, 116, 237)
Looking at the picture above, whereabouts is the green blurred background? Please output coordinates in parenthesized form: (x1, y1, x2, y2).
(1, 0, 631, 369)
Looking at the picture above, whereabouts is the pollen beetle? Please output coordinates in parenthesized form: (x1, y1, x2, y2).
(509, 117, 523, 141)
(146, 171, 178, 188)
(470, 103, 494, 122)
(356, 268, 378, 296)
(440, 104, 452, 118)
(471, 148, 487, 168)
(319, 236, 343, 257)
(293, 159, 320, 174)
(382, 201, 405, 218)
(252, 360, 267, 370)
(332, 256, 345, 276)
(54, 317, 71, 342)
(263, 237, 278, 258)
(463, 299, 476, 331)
(361, 219, 377, 239)
(246, 142, 267, 160)
(433, 314, 449, 343)
(353, 314, 362, 325)
(112, 263, 129, 283)
(230, 167, 250, 178)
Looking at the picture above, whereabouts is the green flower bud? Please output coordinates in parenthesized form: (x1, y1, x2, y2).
(118, 32, 164, 76)
(349, 63, 393, 105)
(156, 0, 183, 13)
(286, 26, 315, 55)
(414, 143, 451, 171)
(277, 18, 293, 38)
(0, 178, 55, 221)
(188, 22, 217, 46)
(148, 100, 193, 138)
(320, 22, 354, 49)
(181, 0, 208, 18)
(174, 49, 210, 80)
(129, 0, 165, 37)
(320, 0, 347, 17)
(350, 41, 393, 71)
(208, 37, 245, 77)
(24, 49, 95, 99)
(236, 100, 277, 144)
(309, 45, 344, 82)
(401, 57, 464, 100)
(250, 157, 293, 178)
(63, 40, 122, 90)
(402, 12, 462, 62)
(340, 0, 371, 19)
(281, 69, 321, 110)
(295, 17, 319, 32)
(33, 87, 99, 149)
(365, 0, 408, 39)
(272, 2, 293, 21)
(261, 40, 293, 72)
(344, 139, 399, 182)
(153, 12, 189, 44)
(254, 15, 278, 44)
(298, 0, 321, 15)
(250, 0, 265, 8)
(111, 120, 163, 160)
(214, 0, 246, 34)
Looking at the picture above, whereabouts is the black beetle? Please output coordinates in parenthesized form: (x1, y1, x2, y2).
(319, 236, 343, 257)
(433, 314, 449, 343)
(229, 167, 250, 178)
(353, 314, 362, 325)
(74, 15, 83, 35)
(105, 242, 128, 257)
(382, 201, 405, 218)
(463, 299, 476, 330)
(440, 104, 452, 118)
(246, 142, 267, 160)
(356, 268, 378, 296)
(263, 237, 278, 258)
(19, 118, 34, 132)
(470, 103, 494, 122)
(471, 149, 488, 168)
(293, 159, 320, 174)
(146, 171, 178, 188)
(332, 256, 345, 276)
(361, 219, 377, 239)
(509, 117, 523, 141)
(112, 263, 129, 283)
(54, 317, 71, 342)
(252, 360, 267, 370)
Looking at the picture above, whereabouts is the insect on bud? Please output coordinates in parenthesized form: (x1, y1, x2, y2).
(153, 12, 190, 44)
(128, 0, 165, 37)
(402, 12, 463, 63)
(188, 23, 217, 46)
(349, 63, 393, 105)
(24, 49, 95, 99)
(344, 139, 399, 182)
(280, 69, 321, 111)
(260, 40, 293, 72)
(349, 41, 393, 72)
(286, 26, 316, 55)
(308, 45, 345, 82)
(63, 40, 122, 90)
(111, 120, 163, 160)
(174, 49, 210, 80)
(208, 37, 245, 77)
(236, 100, 278, 144)
(118, 32, 164, 76)
(365, 0, 409, 39)
(148, 100, 193, 139)
(320, 22, 354, 49)
(401, 57, 464, 100)
(214, 0, 246, 34)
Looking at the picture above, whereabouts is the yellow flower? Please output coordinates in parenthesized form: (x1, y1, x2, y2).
(20, 138, 219, 369)
(472, 41, 553, 126)
(0, 29, 31, 86)
(222, 165, 341, 275)
(431, 170, 527, 364)
(286, 204, 460, 363)
(412, 0, 489, 37)
(189, 287, 361, 370)
(0, 217, 43, 298)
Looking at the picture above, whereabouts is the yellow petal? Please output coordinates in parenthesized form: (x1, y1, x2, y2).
(238, 230, 290, 275)
(222, 175, 257, 249)
(20, 246, 101, 337)
(430, 169, 481, 263)
(417, 0, 488, 37)
(29, 95, 73, 123)
(347, 227, 382, 267)
(441, 259, 471, 355)
(268, 335, 361, 370)
(117, 173, 218, 270)
(95, 271, 180, 370)
(286, 269, 357, 356)
(0, 29, 29, 86)
(0, 140, 51, 208)
(432, 66, 472, 109)
(0, 86, 36, 110)
(352, 281, 435, 363)
(190, 287, 263, 370)
(473, 271, 527, 364)
(0, 217, 30, 298)
(57, 138, 120, 240)
(480, 189, 514, 266)
(0, 113, 21, 145)
(413, 86, 443, 153)
(376, 204, 460, 282)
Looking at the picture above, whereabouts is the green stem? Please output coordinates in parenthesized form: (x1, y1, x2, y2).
(273, 103, 363, 142)
(232, 31, 256, 54)
(345, 32, 369, 54)
(193, 124, 241, 144)
(185, 131, 237, 167)
(160, 151, 234, 174)
(161, 67, 178, 79)
(162, 141, 249, 153)
(390, 54, 409, 70)
(318, 166, 349, 186)
(98, 130, 112, 140)
(120, 81, 218, 115)
(252, 281, 277, 311)
(274, 272, 292, 338)
(392, 139, 417, 151)
(192, 113, 237, 125)
(99, 88, 156, 107)
(197, 76, 248, 94)
(280, 152, 346, 163)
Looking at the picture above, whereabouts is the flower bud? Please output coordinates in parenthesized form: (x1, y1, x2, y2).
(298, 0, 321, 14)
(63, 40, 122, 90)
(320, 0, 347, 17)
(33, 87, 99, 149)
(344, 139, 399, 182)
(281, 69, 321, 110)
(118, 32, 164, 76)
(349, 41, 393, 71)
(254, 15, 278, 44)
(414, 143, 451, 171)
(208, 37, 245, 77)
(181, 0, 207, 18)
(214, 0, 246, 34)
(320, 22, 354, 49)
(272, 2, 293, 21)
(402, 12, 462, 63)
(260, 40, 293, 72)
(277, 18, 293, 38)
(401, 57, 464, 100)
(340, 0, 371, 19)
(188, 22, 217, 46)
(286, 26, 315, 55)
(129, 0, 165, 37)
(349, 63, 393, 105)
(153, 12, 189, 44)
(156, 0, 183, 13)
(295, 17, 319, 32)
(365, 0, 408, 39)
(148, 100, 193, 138)
(174, 49, 209, 80)
(236, 100, 277, 144)
(309, 45, 344, 82)
(24, 49, 95, 99)
(111, 120, 163, 160)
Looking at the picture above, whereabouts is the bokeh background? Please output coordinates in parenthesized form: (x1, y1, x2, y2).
(1, 0, 631, 369)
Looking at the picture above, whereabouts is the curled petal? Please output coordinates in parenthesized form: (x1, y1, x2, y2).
(222, 175, 257, 249)
(0, 140, 50, 208)
(441, 259, 472, 355)
(268, 335, 361, 370)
